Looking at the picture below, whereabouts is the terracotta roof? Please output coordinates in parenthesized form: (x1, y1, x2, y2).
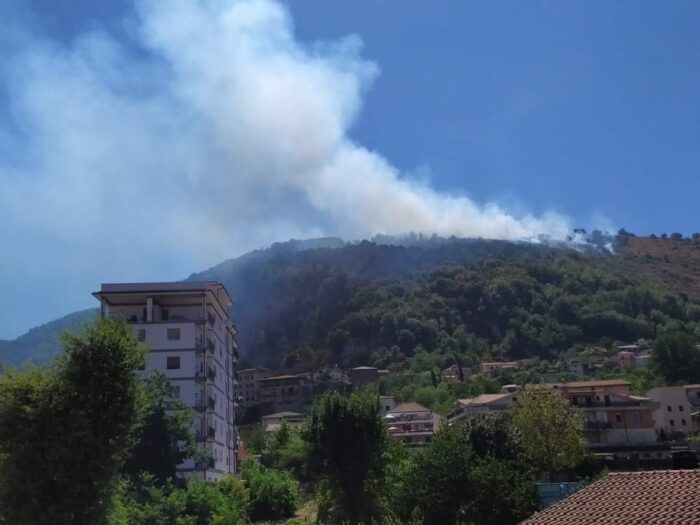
(388, 402, 430, 413)
(522, 470, 700, 525)
(261, 411, 304, 420)
(458, 392, 512, 406)
(563, 379, 631, 388)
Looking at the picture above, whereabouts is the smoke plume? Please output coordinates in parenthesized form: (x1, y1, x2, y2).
(0, 0, 572, 336)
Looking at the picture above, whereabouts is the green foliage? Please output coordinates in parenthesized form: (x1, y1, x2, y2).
(240, 462, 300, 522)
(303, 391, 388, 524)
(108, 474, 249, 525)
(0, 318, 144, 525)
(390, 425, 536, 525)
(264, 422, 309, 480)
(652, 330, 700, 384)
(122, 372, 197, 483)
(511, 385, 588, 477)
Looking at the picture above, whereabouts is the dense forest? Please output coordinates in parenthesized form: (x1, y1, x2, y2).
(4, 233, 700, 370)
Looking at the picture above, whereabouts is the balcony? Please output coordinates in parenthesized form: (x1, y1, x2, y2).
(207, 395, 216, 410)
(207, 426, 216, 439)
(585, 421, 613, 431)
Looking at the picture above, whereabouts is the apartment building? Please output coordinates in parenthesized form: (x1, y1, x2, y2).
(480, 361, 519, 378)
(647, 386, 695, 439)
(237, 367, 272, 408)
(93, 281, 239, 480)
(257, 374, 313, 414)
(384, 402, 442, 446)
(441, 364, 473, 383)
(558, 379, 657, 445)
(449, 391, 519, 423)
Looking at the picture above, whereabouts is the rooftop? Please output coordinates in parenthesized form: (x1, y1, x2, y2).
(93, 281, 234, 307)
(458, 392, 512, 406)
(388, 402, 430, 414)
(563, 379, 631, 388)
(522, 470, 700, 525)
(261, 411, 304, 420)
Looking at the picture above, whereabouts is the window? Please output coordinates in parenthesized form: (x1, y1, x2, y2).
(167, 356, 181, 370)
(670, 419, 675, 426)
(667, 405, 672, 412)
(171, 384, 181, 398)
(167, 328, 181, 341)
(161, 309, 169, 321)
(679, 405, 684, 412)
(615, 414, 622, 423)
(632, 412, 641, 423)
(137, 329, 146, 342)
(682, 419, 687, 426)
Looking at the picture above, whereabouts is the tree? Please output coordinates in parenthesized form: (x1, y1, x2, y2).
(652, 330, 700, 384)
(457, 412, 524, 463)
(241, 462, 299, 522)
(122, 372, 197, 483)
(0, 318, 144, 525)
(511, 385, 587, 478)
(391, 425, 536, 525)
(303, 391, 388, 524)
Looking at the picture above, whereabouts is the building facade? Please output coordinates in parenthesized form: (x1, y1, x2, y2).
(384, 402, 442, 446)
(647, 386, 695, 439)
(93, 281, 239, 480)
(237, 367, 272, 408)
(257, 374, 313, 414)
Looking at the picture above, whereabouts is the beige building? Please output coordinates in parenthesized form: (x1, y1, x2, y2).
(558, 379, 657, 445)
(384, 402, 442, 447)
(93, 281, 239, 480)
(449, 391, 519, 423)
(480, 361, 519, 377)
(261, 411, 305, 432)
(258, 374, 313, 414)
(236, 367, 272, 407)
(646, 386, 695, 439)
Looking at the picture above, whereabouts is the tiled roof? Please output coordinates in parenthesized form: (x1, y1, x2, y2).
(522, 470, 700, 525)
(458, 393, 512, 406)
(389, 402, 430, 413)
(563, 379, 631, 388)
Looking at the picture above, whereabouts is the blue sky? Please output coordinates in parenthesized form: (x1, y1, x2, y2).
(1, 0, 699, 338)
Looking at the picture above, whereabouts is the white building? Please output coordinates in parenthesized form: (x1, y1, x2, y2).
(93, 281, 239, 480)
(647, 385, 700, 438)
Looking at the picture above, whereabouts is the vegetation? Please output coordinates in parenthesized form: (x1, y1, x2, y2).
(0, 318, 143, 525)
(511, 385, 588, 478)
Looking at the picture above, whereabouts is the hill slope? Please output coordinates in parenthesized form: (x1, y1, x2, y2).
(3, 234, 698, 369)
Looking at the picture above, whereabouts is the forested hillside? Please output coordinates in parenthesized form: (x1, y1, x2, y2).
(3, 234, 700, 369)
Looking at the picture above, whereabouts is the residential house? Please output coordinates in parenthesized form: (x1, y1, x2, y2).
(522, 470, 700, 525)
(384, 402, 442, 446)
(479, 361, 519, 378)
(557, 379, 658, 446)
(257, 374, 313, 414)
(349, 366, 379, 386)
(441, 364, 472, 383)
(93, 281, 239, 480)
(646, 386, 695, 439)
(379, 395, 397, 414)
(261, 411, 305, 432)
(236, 367, 271, 408)
(449, 390, 519, 423)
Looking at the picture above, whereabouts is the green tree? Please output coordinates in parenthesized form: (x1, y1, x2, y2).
(391, 425, 536, 525)
(511, 385, 587, 478)
(122, 372, 197, 483)
(0, 318, 144, 525)
(652, 330, 700, 384)
(303, 391, 388, 524)
(241, 462, 299, 522)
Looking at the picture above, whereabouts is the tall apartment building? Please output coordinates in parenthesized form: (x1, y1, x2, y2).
(237, 367, 272, 408)
(93, 282, 239, 480)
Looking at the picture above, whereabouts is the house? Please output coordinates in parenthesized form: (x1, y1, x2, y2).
(479, 361, 519, 378)
(522, 470, 700, 524)
(379, 395, 397, 414)
(646, 386, 695, 439)
(614, 344, 652, 369)
(93, 281, 239, 480)
(441, 364, 472, 383)
(557, 379, 658, 446)
(261, 411, 305, 432)
(449, 390, 519, 423)
(384, 402, 442, 446)
(236, 367, 272, 408)
(257, 374, 313, 414)
(349, 366, 379, 386)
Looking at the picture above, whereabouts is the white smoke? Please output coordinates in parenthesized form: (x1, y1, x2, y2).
(0, 0, 573, 336)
